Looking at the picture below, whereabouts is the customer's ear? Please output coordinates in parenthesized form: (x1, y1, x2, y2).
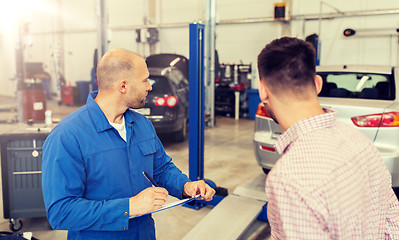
(314, 75, 323, 95)
(258, 79, 270, 103)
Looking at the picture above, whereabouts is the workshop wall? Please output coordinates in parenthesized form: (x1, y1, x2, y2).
(1, 0, 399, 97)
(0, 14, 19, 97)
(108, 0, 142, 51)
(61, 0, 97, 85)
(291, 0, 399, 66)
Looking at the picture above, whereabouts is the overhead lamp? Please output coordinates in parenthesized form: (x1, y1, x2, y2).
(343, 28, 356, 37)
(343, 27, 399, 38)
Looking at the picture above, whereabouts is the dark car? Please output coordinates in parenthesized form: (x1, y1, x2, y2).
(133, 54, 189, 142)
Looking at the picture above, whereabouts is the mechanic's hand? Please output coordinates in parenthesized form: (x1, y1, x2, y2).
(183, 180, 216, 201)
(129, 187, 168, 217)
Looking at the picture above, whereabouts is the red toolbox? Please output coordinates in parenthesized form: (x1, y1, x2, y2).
(61, 86, 74, 105)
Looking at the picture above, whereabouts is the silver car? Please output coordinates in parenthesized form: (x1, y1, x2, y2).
(254, 65, 399, 188)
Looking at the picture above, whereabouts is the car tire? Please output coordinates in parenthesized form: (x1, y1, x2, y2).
(262, 168, 270, 175)
(173, 118, 187, 142)
(9, 218, 22, 232)
(393, 187, 399, 200)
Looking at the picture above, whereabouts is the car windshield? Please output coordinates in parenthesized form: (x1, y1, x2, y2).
(148, 76, 172, 94)
(318, 72, 395, 100)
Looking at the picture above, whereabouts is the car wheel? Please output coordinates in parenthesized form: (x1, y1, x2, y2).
(9, 218, 22, 232)
(393, 187, 399, 200)
(173, 118, 187, 142)
(262, 168, 270, 175)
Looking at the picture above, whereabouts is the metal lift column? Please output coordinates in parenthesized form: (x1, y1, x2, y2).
(188, 23, 205, 183)
(188, 23, 226, 209)
(184, 24, 267, 240)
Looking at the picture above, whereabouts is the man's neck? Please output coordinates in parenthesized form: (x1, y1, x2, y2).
(94, 91, 126, 124)
(275, 99, 324, 132)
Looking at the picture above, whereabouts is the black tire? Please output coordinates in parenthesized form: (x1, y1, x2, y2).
(262, 168, 270, 175)
(173, 118, 187, 142)
(9, 218, 22, 232)
(393, 187, 399, 200)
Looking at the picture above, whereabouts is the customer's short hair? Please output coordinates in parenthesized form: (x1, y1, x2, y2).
(257, 37, 316, 96)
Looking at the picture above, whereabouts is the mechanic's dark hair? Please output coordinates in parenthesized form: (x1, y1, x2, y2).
(257, 37, 316, 96)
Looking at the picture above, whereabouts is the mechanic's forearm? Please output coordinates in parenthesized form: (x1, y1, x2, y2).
(47, 197, 129, 231)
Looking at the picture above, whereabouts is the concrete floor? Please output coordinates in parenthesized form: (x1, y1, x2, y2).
(0, 95, 271, 239)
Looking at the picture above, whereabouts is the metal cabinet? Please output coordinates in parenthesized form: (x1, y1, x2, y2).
(0, 133, 48, 231)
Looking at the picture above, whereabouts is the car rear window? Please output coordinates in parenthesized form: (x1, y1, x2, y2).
(148, 76, 173, 94)
(318, 72, 395, 100)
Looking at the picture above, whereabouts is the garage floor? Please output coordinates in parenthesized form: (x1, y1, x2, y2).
(0, 95, 271, 239)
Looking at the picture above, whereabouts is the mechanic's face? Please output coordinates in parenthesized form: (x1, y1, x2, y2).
(125, 59, 151, 109)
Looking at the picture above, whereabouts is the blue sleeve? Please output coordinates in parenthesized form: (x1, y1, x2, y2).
(42, 129, 130, 231)
(150, 130, 190, 199)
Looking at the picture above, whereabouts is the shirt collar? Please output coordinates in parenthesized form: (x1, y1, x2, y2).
(275, 108, 336, 154)
(86, 91, 135, 133)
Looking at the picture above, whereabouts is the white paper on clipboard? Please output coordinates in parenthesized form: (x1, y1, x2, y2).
(130, 195, 201, 219)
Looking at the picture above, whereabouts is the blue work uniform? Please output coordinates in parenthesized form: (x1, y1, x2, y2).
(42, 91, 190, 239)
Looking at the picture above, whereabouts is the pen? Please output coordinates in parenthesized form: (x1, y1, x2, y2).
(143, 171, 159, 187)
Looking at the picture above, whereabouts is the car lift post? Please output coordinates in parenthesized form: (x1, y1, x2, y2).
(186, 23, 227, 210)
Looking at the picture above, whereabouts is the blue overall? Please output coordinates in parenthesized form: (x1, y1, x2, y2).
(42, 91, 190, 239)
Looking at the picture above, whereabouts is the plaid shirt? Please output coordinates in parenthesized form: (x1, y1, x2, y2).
(266, 109, 399, 239)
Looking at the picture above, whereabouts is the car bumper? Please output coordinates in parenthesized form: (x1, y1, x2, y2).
(375, 143, 399, 188)
(253, 131, 280, 170)
(149, 117, 183, 134)
(254, 136, 399, 188)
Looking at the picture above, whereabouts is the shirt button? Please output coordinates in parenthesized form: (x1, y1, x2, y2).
(124, 212, 128, 215)
(123, 227, 126, 230)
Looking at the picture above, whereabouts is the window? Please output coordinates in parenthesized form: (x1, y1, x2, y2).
(148, 76, 172, 94)
(318, 72, 395, 100)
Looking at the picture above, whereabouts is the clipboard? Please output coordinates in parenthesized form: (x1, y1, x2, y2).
(130, 195, 201, 219)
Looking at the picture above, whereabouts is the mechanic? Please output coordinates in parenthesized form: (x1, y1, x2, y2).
(42, 48, 215, 239)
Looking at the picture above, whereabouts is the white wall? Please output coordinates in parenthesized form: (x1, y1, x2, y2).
(0, 22, 18, 97)
(291, 0, 399, 66)
(1, 0, 399, 97)
(60, 0, 97, 87)
(108, 0, 143, 52)
(156, 0, 204, 57)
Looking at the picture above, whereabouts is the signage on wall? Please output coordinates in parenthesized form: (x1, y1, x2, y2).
(274, 2, 289, 21)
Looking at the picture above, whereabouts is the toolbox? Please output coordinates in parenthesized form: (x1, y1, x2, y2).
(0, 133, 48, 231)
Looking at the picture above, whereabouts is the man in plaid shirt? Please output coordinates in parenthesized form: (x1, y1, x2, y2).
(257, 37, 399, 239)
